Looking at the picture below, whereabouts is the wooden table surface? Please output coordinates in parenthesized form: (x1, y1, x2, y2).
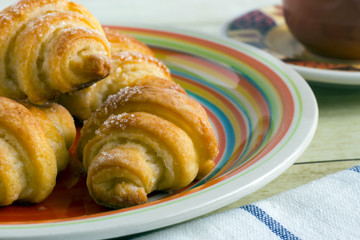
(1, 0, 359, 227)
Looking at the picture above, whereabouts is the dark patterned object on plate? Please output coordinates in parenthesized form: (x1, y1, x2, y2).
(228, 10, 276, 35)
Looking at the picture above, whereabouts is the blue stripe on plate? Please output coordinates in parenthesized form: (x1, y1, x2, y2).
(241, 204, 300, 240)
(349, 165, 360, 173)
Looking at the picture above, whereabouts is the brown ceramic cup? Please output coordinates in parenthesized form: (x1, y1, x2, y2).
(283, 0, 360, 60)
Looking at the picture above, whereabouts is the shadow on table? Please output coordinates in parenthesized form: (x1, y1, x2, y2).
(308, 82, 360, 111)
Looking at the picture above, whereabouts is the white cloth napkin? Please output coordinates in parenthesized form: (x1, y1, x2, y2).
(130, 165, 360, 240)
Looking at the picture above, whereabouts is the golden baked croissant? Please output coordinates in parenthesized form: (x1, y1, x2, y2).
(0, 96, 76, 206)
(78, 86, 218, 208)
(23, 102, 76, 171)
(0, 0, 111, 105)
(58, 28, 176, 120)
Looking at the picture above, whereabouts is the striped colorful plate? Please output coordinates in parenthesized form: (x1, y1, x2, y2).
(0, 26, 318, 239)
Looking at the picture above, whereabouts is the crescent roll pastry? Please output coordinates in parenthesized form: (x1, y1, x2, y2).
(79, 86, 218, 208)
(0, 0, 111, 105)
(23, 102, 76, 171)
(0, 97, 56, 206)
(58, 45, 176, 120)
(0, 97, 76, 206)
(58, 28, 176, 120)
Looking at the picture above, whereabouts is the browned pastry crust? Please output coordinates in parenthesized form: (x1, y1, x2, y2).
(86, 112, 199, 208)
(23, 102, 76, 171)
(79, 86, 218, 208)
(0, 96, 57, 206)
(58, 48, 178, 120)
(0, 0, 111, 104)
(0, 96, 76, 206)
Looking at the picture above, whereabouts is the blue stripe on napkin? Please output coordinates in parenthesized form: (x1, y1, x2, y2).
(349, 165, 360, 173)
(241, 204, 300, 240)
